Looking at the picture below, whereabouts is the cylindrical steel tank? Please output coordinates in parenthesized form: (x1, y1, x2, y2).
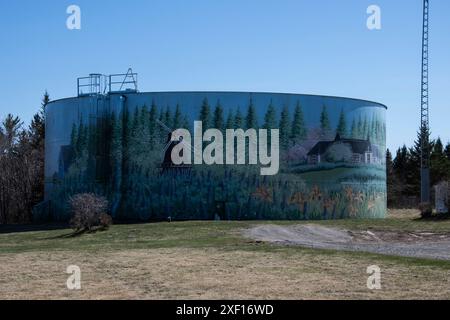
(41, 92, 387, 221)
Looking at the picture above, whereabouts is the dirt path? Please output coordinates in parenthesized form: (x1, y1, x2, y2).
(244, 224, 450, 261)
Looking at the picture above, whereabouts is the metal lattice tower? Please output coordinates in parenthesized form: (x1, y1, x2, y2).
(420, 0, 430, 203)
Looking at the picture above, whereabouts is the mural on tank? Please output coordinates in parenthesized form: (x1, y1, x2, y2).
(38, 93, 387, 221)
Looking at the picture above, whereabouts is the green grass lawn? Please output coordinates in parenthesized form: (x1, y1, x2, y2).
(1, 210, 449, 262)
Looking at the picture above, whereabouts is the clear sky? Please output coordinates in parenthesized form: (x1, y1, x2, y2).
(0, 0, 449, 151)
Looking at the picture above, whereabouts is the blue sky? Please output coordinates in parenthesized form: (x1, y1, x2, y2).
(0, 0, 449, 151)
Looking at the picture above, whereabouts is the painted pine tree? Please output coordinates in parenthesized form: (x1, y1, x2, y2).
(350, 119, 358, 139)
(263, 100, 277, 149)
(110, 111, 123, 217)
(291, 101, 307, 143)
(234, 107, 243, 129)
(173, 104, 182, 129)
(213, 100, 224, 131)
(357, 116, 363, 139)
(320, 105, 331, 137)
(164, 106, 173, 130)
(199, 98, 211, 130)
(70, 123, 78, 157)
(225, 110, 234, 129)
(76, 117, 88, 159)
(181, 115, 190, 130)
(336, 108, 347, 138)
(363, 116, 369, 140)
(148, 100, 158, 144)
(263, 100, 277, 130)
(245, 98, 258, 130)
(279, 105, 291, 150)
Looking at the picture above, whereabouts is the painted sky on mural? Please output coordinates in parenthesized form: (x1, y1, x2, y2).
(0, 0, 449, 151)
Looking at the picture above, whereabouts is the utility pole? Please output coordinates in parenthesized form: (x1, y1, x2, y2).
(420, 0, 431, 205)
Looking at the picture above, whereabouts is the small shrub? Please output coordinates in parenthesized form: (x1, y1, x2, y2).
(99, 213, 113, 229)
(419, 202, 432, 218)
(69, 193, 110, 231)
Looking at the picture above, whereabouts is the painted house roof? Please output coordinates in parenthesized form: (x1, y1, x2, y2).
(307, 134, 376, 156)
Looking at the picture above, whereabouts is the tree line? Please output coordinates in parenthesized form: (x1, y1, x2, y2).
(0, 93, 48, 224)
(197, 98, 385, 149)
(386, 130, 450, 208)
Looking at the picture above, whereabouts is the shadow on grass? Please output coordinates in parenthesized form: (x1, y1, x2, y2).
(413, 213, 450, 222)
(43, 227, 110, 239)
(0, 218, 167, 236)
(0, 223, 69, 235)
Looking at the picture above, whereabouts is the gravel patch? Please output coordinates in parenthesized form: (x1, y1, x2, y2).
(245, 224, 450, 261)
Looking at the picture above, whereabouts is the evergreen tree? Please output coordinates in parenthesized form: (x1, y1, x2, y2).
(70, 123, 78, 153)
(357, 116, 363, 139)
(336, 108, 347, 137)
(406, 127, 433, 197)
(386, 149, 396, 206)
(245, 98, 258, 130)
(199, 98, 211, 129)
(320, 105, 331, 134)
(362, 117, 368, 140)
(263, 101, 277, 130)
(290, 101, 307, 143)
(279, 105, 291, 149)
(157, 107, 166, 143)
(181, 115, 190, 130)
(137, 105, 151, 158)
(372, 115, 380, 144)
(213, 100, 224, 131)
(234, 107, 243, 129)
(128, 108, 141, 160)
(164, 106, 172, 129)
(76, 118, 88, 157)
(1, 114, 22, 149)
(431, 137, 449, 183)
(262, 101, 277, 149)
(149, 100, 158, 142)
(29, 91, 48, 150)
(393, 145, 409, 181)
(110, 111, 123, 191)
(140, 105, 149, 128)
(132, 107, 140, 133)
(225, 110, 234, 129)
(369, 114, 376, 142)
(432, 137, 444, 156)
(350, 119, 358, 138)
(445, 142, 450, 160)
(173, 104, 182, 129)
(158, 108, 164, 122)
(121, 108, 132, 195)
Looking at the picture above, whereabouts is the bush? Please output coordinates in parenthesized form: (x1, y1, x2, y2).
(419, 202, 432, 218)
(69, 193, 111, 231)
(99, 213, 113, 229)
